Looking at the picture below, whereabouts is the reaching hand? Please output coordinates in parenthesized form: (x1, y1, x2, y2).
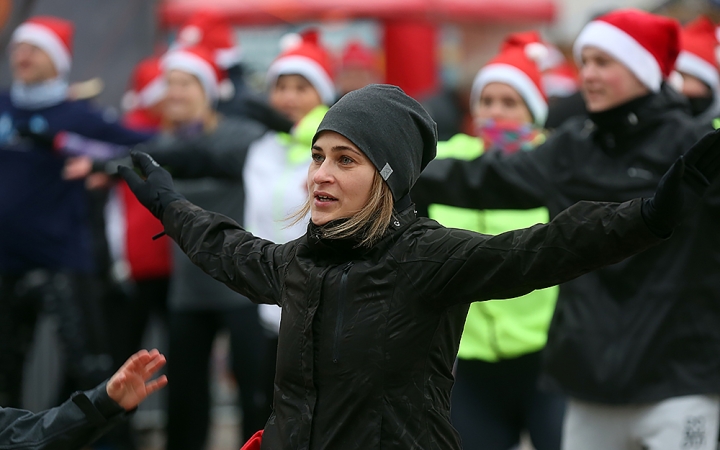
(106, 349, 168, 411)
(118, 151, 186, 220)
(642, 129, 720, 237)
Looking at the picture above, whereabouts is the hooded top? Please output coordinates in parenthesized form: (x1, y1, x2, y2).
(313, 84, 438, 201)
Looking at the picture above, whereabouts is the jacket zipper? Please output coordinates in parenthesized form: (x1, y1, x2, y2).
(332, 262, 353, 363)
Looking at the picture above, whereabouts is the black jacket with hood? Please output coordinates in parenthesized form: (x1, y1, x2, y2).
(413, 85, 720, 404)
(159, 85, 663, 449)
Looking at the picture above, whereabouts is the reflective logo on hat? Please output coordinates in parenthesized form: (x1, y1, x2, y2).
(380, 162, 393, 180)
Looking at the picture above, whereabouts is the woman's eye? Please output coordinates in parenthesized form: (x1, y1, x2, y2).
(312, 153, 324, 162)
(340, 156, 354, 165)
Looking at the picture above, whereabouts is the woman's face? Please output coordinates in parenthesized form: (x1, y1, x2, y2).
(270, 74, 323, 123)
(579, 46, 650, 112)
(473, 82, 533, 124)
(308, 131, 376, 225)
(163, 70, 210, 124)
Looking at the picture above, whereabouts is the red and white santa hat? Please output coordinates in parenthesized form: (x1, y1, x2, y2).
(266, 29, 335, 105)
(573, 9, 681, 92)
(122, 57, 166, 112)
(175, 10, 242, 70)
(11, 16, 74, 76)
(162, 45, 226, 102)
(471, 31, 548, 126)
(675, 16, 720, 96)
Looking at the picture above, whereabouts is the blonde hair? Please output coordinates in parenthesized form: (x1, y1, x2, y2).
(289, 171, 395, 247)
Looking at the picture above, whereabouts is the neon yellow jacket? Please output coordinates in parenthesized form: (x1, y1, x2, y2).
(429, 133, 558, 362)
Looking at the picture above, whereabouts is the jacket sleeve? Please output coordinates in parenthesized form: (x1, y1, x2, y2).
(403, 199, 663, 307)
(0, 382, 128, 450)
(412, 135, 561, 210)
(163, 200, 286, 305)
(70, 103, 153, 146)
(138, 119, 267, 180)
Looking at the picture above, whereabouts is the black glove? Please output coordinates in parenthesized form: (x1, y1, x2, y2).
(117, 151, 186, 220)
(641, 129, 720, 237)
(16, 126, 56, 148)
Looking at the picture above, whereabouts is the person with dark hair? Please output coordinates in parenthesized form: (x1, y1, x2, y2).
(119, 83, 720, 450)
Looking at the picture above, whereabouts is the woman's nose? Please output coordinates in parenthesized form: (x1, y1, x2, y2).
(312, 161, 333, 184)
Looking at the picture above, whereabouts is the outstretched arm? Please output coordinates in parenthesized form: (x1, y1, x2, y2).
(119, 152, 287, 305)
(412, 138, 559, 210)
(416, 129, 720, 307)
(0, 349, 166, 450)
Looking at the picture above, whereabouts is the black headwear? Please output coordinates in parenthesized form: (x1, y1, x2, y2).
(312, 84, 438, 202)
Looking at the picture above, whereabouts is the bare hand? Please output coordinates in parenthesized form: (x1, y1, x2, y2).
(63, 156, 93, 180)
(106, 349, 168, 411)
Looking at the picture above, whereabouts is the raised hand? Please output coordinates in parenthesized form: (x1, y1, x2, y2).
(642, 129, 720, 237)
(118, 151, 185, 220)
(106, 349, 168, 411)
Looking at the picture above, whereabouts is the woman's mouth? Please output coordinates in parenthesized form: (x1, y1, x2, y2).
(315, 194, 337, 202)
(313, 192, 338, 207)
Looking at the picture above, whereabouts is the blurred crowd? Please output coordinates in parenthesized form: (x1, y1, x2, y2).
(1, 5, 720, 450)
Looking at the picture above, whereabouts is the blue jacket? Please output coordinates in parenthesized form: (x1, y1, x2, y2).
(0, 94, 151, 273)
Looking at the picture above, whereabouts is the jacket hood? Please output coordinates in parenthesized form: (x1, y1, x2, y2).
(313, 84, 438, 201)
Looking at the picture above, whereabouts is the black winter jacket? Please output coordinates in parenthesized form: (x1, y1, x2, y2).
(0, 382, 127, 450)
(412, 86, 719, 404)
(163, 195, 660, 449)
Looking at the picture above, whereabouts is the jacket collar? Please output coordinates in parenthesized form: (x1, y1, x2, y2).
(305, 203, 417, 261)
(586, 84, 689, 153)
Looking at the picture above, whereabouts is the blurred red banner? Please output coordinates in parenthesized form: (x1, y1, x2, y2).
(158, 0, 556, 27)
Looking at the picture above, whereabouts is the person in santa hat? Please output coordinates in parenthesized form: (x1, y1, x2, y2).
(174, 9, 294, 134)
(336, 40, 381, 98)
(414, 9, 720, 449)
(418, 32, 564, 450)
(243, 29, 335, 243)
(0, 16, 153, 409)
(121, 56, 167, 131)
(113, 44, 273, 450)
(241, 29, 336, 358)
(675, 16, 720, 121)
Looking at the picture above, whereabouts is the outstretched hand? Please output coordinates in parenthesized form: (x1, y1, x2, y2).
(118, 151, 185, 220)
(106, 349, 168, 411)
(642, 129, 720, 237)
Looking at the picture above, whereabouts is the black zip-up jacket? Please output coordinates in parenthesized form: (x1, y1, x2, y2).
(0, 382, 127, 450)
(163, 195, 660, 450)
(412, 86, 720, 404)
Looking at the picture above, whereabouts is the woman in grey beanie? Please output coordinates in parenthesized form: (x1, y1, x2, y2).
(119, 84, 719, 449)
